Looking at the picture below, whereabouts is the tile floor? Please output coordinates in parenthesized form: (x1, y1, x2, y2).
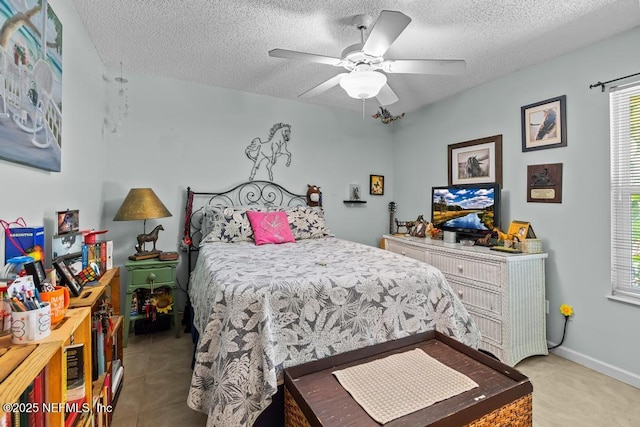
(112, 329, 640, 426)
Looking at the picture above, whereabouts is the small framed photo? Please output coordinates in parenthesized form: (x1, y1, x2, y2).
(348, 184, 362, 201)
(53, 258, 83, 296)
(448, 135, 502, 185)
(370, 175, 384, 195)
(507, 221, 530, 241)
(24, 260, 46, 288)
(57, 209, 79, 234)
(521, 95, 567, 152)
(52, 232, 83, 259)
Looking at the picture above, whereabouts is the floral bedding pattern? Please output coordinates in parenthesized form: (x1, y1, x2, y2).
(187, 237, 480, 427)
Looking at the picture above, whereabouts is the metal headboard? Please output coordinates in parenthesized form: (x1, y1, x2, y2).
(182, 181, 311, 280)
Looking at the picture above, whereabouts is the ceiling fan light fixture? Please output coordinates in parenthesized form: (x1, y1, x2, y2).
(339, 70, 387, 99)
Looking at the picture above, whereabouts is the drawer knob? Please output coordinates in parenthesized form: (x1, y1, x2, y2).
(457, 265, 463, 272)
(147, 272, 156, 283)
(401, 251, 406, 256)
(458, 290, 463, 299)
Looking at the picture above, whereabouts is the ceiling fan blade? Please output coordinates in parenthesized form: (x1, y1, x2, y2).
(299, 73, 348, 98)
(269, 48, 342, 66)
(376, 83, 399, 106)
(383, 59, 467, 75)
(362, 10, 411, 57)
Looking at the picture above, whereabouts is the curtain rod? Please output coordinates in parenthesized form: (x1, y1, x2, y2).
(589, 71, 640, 92)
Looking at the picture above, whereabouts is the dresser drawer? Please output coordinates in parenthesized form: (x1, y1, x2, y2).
(446, 277, 501, 317)
(386, 240, 426, 263)
(467, 310, 502, 345)
(130, 266, 174, 286)
(430, 253, 501, 286)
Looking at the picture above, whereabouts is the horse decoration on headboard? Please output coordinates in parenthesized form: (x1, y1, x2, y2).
(134, 225, 164, 258)
(306, 184, 322, 206)
(245, 122, 292, 181)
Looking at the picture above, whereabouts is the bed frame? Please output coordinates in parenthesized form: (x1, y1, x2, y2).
(183, 180, 311, 277)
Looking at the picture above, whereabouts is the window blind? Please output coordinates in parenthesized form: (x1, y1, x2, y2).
(610, 82, 640, 299)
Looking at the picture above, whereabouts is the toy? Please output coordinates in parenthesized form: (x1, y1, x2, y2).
(306, 184, 322, 206)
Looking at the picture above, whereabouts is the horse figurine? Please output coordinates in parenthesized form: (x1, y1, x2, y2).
(245, 122, 292, 181)
(135, 225, 164, 255)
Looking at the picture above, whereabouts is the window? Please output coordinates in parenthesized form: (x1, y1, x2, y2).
(611, 82, 640, 301)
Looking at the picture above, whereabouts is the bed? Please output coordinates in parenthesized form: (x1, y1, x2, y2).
(183, 181, 481, 427)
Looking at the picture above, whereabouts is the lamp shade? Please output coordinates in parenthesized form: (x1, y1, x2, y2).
(113, 188, 172, 221)
(339, 70, 387, 99)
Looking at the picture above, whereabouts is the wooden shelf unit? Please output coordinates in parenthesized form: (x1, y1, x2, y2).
(69, 268, 123, 425)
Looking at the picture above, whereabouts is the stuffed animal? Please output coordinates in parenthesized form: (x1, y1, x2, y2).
(306, 184, 322, 206)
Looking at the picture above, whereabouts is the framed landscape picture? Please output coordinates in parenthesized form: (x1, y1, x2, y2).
(448, 135, 502, 185)
(521, 95, 567, 152)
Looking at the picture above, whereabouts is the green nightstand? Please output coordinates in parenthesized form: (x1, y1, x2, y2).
(124, 258, 179, 347)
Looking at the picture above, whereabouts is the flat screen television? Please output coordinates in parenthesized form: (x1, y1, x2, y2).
(431, 183, 500, 239)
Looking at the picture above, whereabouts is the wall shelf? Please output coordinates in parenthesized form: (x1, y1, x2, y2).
(343, 200, 367, 204)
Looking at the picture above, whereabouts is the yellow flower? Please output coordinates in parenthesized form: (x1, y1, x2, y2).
(559, 304, 574, 317)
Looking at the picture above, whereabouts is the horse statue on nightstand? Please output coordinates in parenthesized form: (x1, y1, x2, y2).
(135, 225, 164, 255)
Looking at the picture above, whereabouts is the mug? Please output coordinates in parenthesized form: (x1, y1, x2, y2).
(39, 286, 70, 324)
(11, 302, 51, 343)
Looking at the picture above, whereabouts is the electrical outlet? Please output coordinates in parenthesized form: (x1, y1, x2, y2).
(545, 300, 550, 314)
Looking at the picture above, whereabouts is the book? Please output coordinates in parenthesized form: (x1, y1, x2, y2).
(64, 343, 87, 426)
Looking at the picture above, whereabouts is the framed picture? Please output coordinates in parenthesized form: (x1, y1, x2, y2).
(53, 258, 83, 297)
(507, 221, 530, 241)
(370, 175, 384, 195)
(52, 232, 83, 260)
(24, 260, 46, 288)
(348, 184, 362, 201)
(527, 163, 563, 203)
(521, 95, 567, 151)
(57, 210, 79, 234)
(448, 135, 502, 185)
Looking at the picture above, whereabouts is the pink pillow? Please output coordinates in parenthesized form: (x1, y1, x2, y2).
(246, 211, 295, 245)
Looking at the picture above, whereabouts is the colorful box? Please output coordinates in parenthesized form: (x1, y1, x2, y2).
(4, 226, 45, 263)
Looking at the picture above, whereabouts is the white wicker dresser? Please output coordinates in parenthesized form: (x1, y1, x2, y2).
(382, 234, 548, 367)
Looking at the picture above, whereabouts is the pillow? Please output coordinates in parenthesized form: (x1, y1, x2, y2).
(200, 206, 268, 244)
(246, 211, 295, 245)
(273, 206, 332, 240)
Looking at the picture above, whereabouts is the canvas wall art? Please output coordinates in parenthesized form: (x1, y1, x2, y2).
(0, 0, 63, 172)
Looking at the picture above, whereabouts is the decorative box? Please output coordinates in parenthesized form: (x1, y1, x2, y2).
(284, 330, 532, 427)
(521, 238, 543, 254)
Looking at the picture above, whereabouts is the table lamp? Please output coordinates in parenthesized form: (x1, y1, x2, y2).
(113, 188, 172, 260)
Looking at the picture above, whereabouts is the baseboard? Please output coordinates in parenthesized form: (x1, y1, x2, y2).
(548, 341, 640, 389)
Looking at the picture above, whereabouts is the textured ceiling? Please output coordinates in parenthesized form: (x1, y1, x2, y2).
(71, 0, 640, 115)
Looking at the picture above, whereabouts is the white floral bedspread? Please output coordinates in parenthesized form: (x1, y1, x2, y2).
(187, 237, 480, 427)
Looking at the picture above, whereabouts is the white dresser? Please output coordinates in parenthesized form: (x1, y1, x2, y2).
(382, 234, 548, 366)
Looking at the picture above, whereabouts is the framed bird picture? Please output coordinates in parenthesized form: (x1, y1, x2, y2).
(521, 95, 567, 152)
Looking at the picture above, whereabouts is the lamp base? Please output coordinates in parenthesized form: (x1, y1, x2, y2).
(129, 250, 161, 261)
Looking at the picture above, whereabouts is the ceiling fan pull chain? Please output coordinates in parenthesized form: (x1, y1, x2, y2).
(362, 99, 365, 119)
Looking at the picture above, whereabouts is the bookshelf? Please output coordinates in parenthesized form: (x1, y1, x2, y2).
(0, 307, 91, 427)
(68, 268, 123, 426)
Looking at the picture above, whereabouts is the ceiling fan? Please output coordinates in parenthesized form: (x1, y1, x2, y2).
(269, 10, 466, 106)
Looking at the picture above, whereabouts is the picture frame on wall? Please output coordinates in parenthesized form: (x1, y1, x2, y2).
(527, 163, 563, 203)
(56, 209, 79, 234)
(521, 95, 567, 152)
(370, 175, 384, 195)
(448, 135, 502, 185)
(52, 258, 83, 296)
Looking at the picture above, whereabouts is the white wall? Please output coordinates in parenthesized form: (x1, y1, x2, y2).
(393, 26, 640, 386)
(101, 72, 396, 308)
(0, 0, 105, 267)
